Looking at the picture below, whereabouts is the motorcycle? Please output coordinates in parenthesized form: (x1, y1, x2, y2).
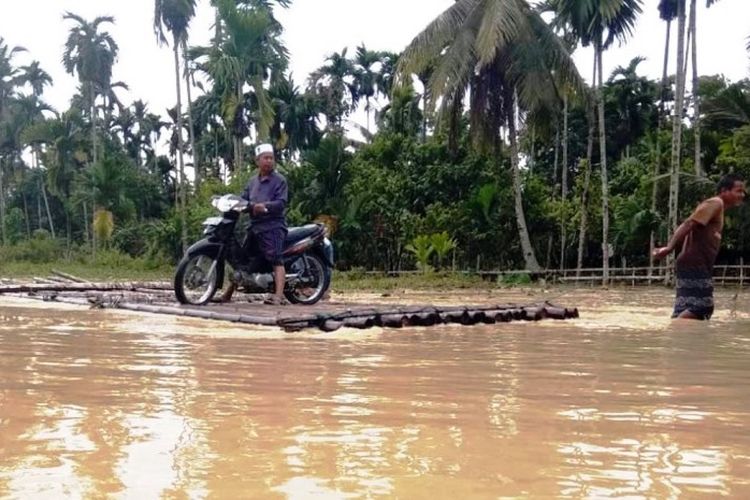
(174, 194, 333, 305)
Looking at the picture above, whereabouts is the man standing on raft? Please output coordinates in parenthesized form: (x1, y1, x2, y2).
(653, 174, 746, 320)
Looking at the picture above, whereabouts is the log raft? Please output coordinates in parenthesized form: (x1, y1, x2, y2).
(1, 280, 579, 332)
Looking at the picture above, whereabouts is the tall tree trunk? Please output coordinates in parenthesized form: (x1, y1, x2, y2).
(37, 186, 43, 231)
(596, 42, 610, 286)
(40, 179, 55, 239)
(90, 81, 98, 164)
(553, 123, 560, 192)
(65, 209, 71, 250)
(508, 94, 541, 272)
(0, 160, 6, 246)
(577, 57, 596, 278)
(560, 94, 569, 271)
(529, 128, 536, 175)
(689, 0, 702, 176)
(234, 82, 243, 171)
(22, 193, 31, 239)
(173, 41, 188, 253)
(651, 18, 673, 277)
(669, 0, 688, 235)
(82, 201, 90, 248)
(184, 48, 200, 190)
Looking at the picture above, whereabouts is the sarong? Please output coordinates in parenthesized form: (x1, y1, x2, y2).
(672, 267, 714, 320)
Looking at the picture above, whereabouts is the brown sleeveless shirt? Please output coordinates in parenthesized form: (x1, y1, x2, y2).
(675, 197, 724, 272)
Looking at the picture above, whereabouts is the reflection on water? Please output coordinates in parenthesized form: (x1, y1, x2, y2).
(1, 289, 749, 498)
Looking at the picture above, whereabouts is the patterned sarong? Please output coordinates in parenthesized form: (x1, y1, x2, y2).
(672, 267, 714, 320)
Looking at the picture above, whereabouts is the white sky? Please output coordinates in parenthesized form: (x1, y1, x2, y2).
(1, 0, 747, 124)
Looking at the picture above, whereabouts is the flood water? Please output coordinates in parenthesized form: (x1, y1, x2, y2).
(1, 288, 749, 498)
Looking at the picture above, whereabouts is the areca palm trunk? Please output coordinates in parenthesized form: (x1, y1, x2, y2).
(689, 0, 702, 176)
(184, 50, 200, 189)
(32, 149, 55, 238)
(90, 81, 98, 164)
(235, 82, 244, 170)
(596, 41, 610, 286)
(669, 0, 688, 235)
(560, 94, 569, 271)
(508, 94, 541, 272)
(577, 97, 596, 277)
(40, 179, 55, 239)
(650, 14, 673, 277)
(173, 39, 187, 252)
(0, 161, 6, 246)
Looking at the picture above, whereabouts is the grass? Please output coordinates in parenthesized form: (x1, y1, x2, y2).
(1, 257, 520, 292)
(0, 260, 173, 282)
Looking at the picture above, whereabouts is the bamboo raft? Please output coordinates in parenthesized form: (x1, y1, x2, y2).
(0, 276, 579, 332)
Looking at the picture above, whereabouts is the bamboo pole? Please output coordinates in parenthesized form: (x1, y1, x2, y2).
(0, 282, 173, 294)
(50, 270, 90, 283)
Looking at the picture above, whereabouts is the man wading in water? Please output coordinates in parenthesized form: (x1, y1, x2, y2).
(653, 174, 746, 320)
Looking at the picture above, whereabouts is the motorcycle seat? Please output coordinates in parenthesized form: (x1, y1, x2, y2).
(285, 224, 322, 244)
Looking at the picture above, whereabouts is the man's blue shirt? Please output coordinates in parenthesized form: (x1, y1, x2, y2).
(240, 170, 288, 233)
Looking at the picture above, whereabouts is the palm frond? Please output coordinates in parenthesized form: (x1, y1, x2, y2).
(397, 0, 481, 78)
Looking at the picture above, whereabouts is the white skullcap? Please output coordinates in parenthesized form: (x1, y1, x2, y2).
(255, 143, 274, 156)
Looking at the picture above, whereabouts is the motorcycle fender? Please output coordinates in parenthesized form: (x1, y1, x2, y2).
(317, 238, 334, 268)
(184, 239, 226, 288)
(185, 239, 224, 259)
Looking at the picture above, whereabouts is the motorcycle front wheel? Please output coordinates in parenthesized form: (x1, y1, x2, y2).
(284, 253, 330, 305)
(174, 251, 223, 305)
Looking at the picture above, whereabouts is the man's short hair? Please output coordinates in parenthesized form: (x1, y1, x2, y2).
(717, 173, 744, 193)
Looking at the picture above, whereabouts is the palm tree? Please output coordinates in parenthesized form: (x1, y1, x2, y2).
(703, 79, 750, 131)
(605, 56, 657, 156)
(62, 12, 118, 165)
(352, 44, 381, 132)
(22, 111, 89, 245)
(269, 74, 321, 159)
(154, 0, 196, 252)
(0, 37, 27, 245)
(309, 48, 358, 131)
(549, 0, 642, 284)
(398, 0, 584, 272)
(15, 81, 57, 239)
(19, 61, 52, 98)
(192, 0, 288, 170)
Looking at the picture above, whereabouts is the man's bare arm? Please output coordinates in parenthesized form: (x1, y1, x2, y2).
(652, 219, 698, 260)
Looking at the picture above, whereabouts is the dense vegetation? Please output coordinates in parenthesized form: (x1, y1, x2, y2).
(1, 0, 749, 280)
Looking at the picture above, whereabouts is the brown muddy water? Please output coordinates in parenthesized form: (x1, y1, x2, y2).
(1, 288, 749, 498)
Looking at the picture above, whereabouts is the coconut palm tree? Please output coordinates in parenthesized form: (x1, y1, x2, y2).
(62, 12, 118, 166)
(549, 0, 642, 283)
(398, 0, 584, 272)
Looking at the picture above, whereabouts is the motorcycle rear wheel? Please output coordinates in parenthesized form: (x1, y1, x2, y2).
(284, 253, 330, 305)
(174, 251, 222, 305)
